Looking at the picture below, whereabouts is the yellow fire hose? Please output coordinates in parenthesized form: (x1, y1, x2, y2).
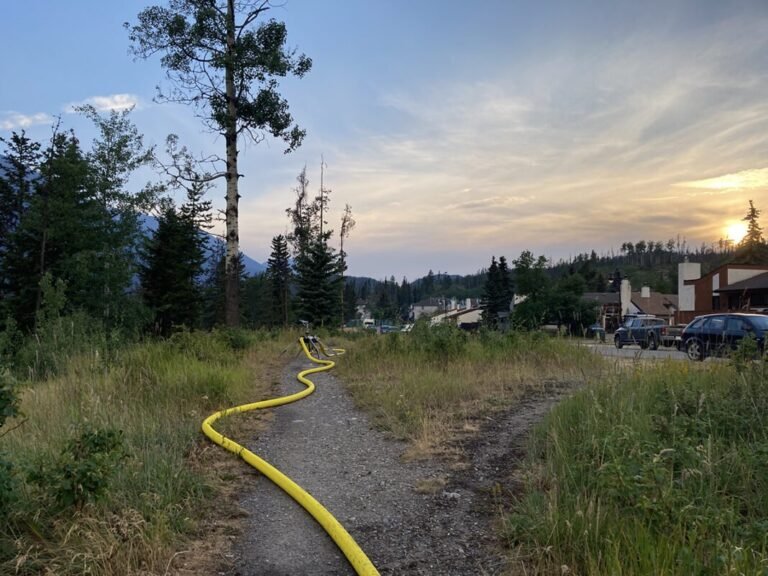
(201, 337, 380, 576)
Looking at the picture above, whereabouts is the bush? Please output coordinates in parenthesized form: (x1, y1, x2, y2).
(28, 427, 126, 510)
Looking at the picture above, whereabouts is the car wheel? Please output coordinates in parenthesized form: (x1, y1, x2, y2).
(686, 339, 705, 361)
(614, 335, 623, 349)
(648, 335, 658, 351)
(640, 340, 649, 350)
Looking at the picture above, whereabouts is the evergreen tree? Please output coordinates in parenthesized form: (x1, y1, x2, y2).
(512, 251, 551, 329)
(201, 247, 246, 329)
(242, 272, 271, 328)
(2, 131, 102, 329)
(0, 131, 41, 255)
(482, 256, 513, 328)
(286, 167, 342, 327)
(266, 234, 291, 327)
(140, 189, 211, 335)
(342, 281, 358, 324)
(481, 257, 500, 326)
(498, 256, 513, 311)
(293, 238, 341, 326)
(423, 269, 435, 297)
(735, 200, 767, 264)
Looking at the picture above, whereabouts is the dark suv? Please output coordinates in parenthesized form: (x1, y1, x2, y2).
(681, 313, 768, 361)
(614, 316, 669, 350)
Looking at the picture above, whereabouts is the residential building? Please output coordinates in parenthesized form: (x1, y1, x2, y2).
(676, 261, 768, 323)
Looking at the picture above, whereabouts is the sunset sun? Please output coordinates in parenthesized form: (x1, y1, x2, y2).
(725, 221, 748, 243)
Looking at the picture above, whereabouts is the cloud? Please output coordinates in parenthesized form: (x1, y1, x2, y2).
(67, 93, 141, 113)
(677, 168, 768, 191)
(0, 111, 53, 131)
(231, 4, 768, 278)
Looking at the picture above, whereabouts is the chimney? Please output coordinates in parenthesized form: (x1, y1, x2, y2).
(620, 278, 632, 315)
(641, 286, 651, 298)
(678, 261, 701, 312)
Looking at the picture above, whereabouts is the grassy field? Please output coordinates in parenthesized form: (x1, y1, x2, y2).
(7, 323, 764, 575)
(335, 325, 768, 574)
(505, 358, 768, 575)
(335, 324, 601, 458)
(0, 329, 294, 575)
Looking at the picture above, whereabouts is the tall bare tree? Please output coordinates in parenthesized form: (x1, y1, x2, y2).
(339, 203, 355, 327)
(127, 0, 312, 326)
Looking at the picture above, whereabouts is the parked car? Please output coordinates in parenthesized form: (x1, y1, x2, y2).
(614, 316, 675, 350)
(681, 313, 768, 361)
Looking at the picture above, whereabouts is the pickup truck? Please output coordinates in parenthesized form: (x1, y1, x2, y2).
(613, 317, 683, 350)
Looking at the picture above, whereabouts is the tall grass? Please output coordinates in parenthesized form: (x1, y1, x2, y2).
(335, 324, 600, 454)
(0, 329, 291, 575)
(506, 360, 768, 575)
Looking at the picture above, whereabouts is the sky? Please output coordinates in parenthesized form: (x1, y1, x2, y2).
(2, 0, 768, 280)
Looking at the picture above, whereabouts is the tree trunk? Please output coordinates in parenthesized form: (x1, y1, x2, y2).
(224, 0, 240, 327)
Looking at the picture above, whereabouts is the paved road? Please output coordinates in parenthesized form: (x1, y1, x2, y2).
(581, 341, 688, 361)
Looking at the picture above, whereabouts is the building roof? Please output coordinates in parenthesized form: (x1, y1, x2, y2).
(582, 292, 620, 305)
(631, 291, 678, 317)
(716, 271, 768, 293)
(684, 263, 768, 286)
(412, 298, 444, 308)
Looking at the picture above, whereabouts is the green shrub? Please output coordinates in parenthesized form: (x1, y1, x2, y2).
(28, 427, 126, 510)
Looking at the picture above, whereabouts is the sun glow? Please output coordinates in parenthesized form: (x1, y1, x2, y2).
(725, 221, 748, 243)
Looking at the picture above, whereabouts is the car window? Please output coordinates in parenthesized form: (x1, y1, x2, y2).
(687, 318, 704, 330)
(747, 316, 768, 331)
(705, 316, 725, 331)
(726, 317, 748, 331)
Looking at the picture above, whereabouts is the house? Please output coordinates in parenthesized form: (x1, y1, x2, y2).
(430, 306, 483, 329)
(411, 297, 446, 320)
(627, 286, 679, 325)
(675, 261, 768, 324)
(715, 271, 768, 311)
(582, 281, 678, 330)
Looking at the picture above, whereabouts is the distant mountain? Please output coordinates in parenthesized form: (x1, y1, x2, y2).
(139, 214, 266, 276)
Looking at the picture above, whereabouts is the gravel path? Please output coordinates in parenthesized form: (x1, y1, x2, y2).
(226, 354, 572, 575)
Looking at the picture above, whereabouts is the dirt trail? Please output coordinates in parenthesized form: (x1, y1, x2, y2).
(224, 356, 572, 575)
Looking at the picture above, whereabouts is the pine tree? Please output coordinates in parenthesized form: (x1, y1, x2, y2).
(735, 200, 767, 264)
(481, 257, 500, 326)
(498, 256, 513, 311)
(140, 191, 210, 335)
(286, 166, 342, 327)
(0, 131, 41, 255)
(266, 234, 291, 327)
(2, 131, 102, 329)
(342, 281, 358, 324)
(294, 238, 341, 327)
(201, 246, 247, 329)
